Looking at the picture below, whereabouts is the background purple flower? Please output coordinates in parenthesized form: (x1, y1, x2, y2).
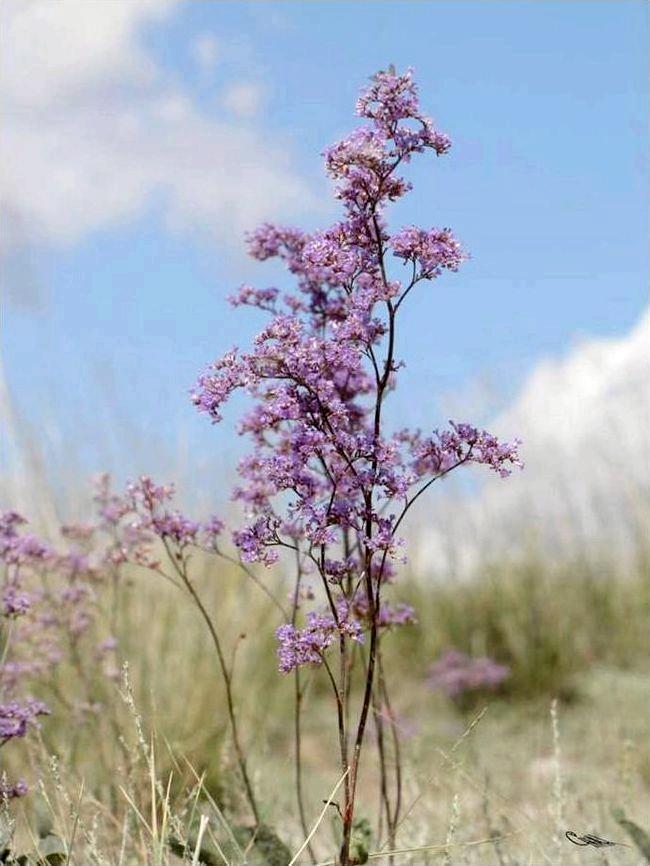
(427, 648, 511, 703)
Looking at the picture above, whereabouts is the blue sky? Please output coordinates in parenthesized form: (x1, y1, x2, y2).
(2, 1, 648, 497)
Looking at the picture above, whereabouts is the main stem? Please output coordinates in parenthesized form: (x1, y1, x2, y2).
(339, 580, 378, 865)
(339, 211, 397, 865)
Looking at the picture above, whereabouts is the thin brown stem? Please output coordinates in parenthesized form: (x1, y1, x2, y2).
(340, 208, 396, 865)
(378, 647, 402, 861)
(291, 550, 317, 863)
(162, 539, 260, 824)
(212, 544, 288, 617)
(372, 664, 391, 846)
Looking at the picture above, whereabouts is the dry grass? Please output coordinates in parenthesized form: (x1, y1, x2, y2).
(1, 542, 647, 864)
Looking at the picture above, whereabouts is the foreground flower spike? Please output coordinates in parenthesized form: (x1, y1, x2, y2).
(193, 66, 521, 864)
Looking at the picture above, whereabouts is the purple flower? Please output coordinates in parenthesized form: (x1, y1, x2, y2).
(233, 517, 280, 566)
(0, 511, 26, 537)
(2, 585, 31, 617)
(126, 476, 175, 509)
(377, 602, 417, 628)
(0, 699, 49, 744)
(228, 284, 279, 312)
(152, 511, 200, 545)
(0, 512, 52, 565)
(392, 226, 467, 278)
(246, 224, 307, 264)
(0, 778, 29, 799)
(276, 610, 363, 674)
(426, 649, 511, 699)
(408, 423, 522, 479)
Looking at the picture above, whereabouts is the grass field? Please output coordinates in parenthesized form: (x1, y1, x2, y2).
(2, 533, 648, 865)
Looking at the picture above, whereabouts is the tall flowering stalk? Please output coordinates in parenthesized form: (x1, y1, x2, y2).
(193, 66, 521, 864)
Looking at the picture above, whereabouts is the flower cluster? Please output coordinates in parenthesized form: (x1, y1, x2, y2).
(276, 610, 364, 674)
(0, 699, 49, 745)
(407, 423, 523, 479)
(1, 511, 51, 566)
(392, 226, 466, 279)
(122, 475, 224, 553)
(355, 67, 451, 156)
(426, 648, 511, 700)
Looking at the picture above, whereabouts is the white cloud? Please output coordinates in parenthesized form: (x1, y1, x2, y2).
(221, 81, 265, 119)
(1, 0, 170, 109)
(192, 33, 220, 73)
(0, 1, 318, 251)
(411, 309, 650, 574)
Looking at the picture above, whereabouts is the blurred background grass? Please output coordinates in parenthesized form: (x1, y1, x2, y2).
(2, 519, 647, 863)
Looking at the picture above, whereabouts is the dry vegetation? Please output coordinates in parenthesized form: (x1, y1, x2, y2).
(1, 525, 648, 865)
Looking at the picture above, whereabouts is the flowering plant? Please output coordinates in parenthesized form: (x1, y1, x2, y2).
(192, 66, 521, 863)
